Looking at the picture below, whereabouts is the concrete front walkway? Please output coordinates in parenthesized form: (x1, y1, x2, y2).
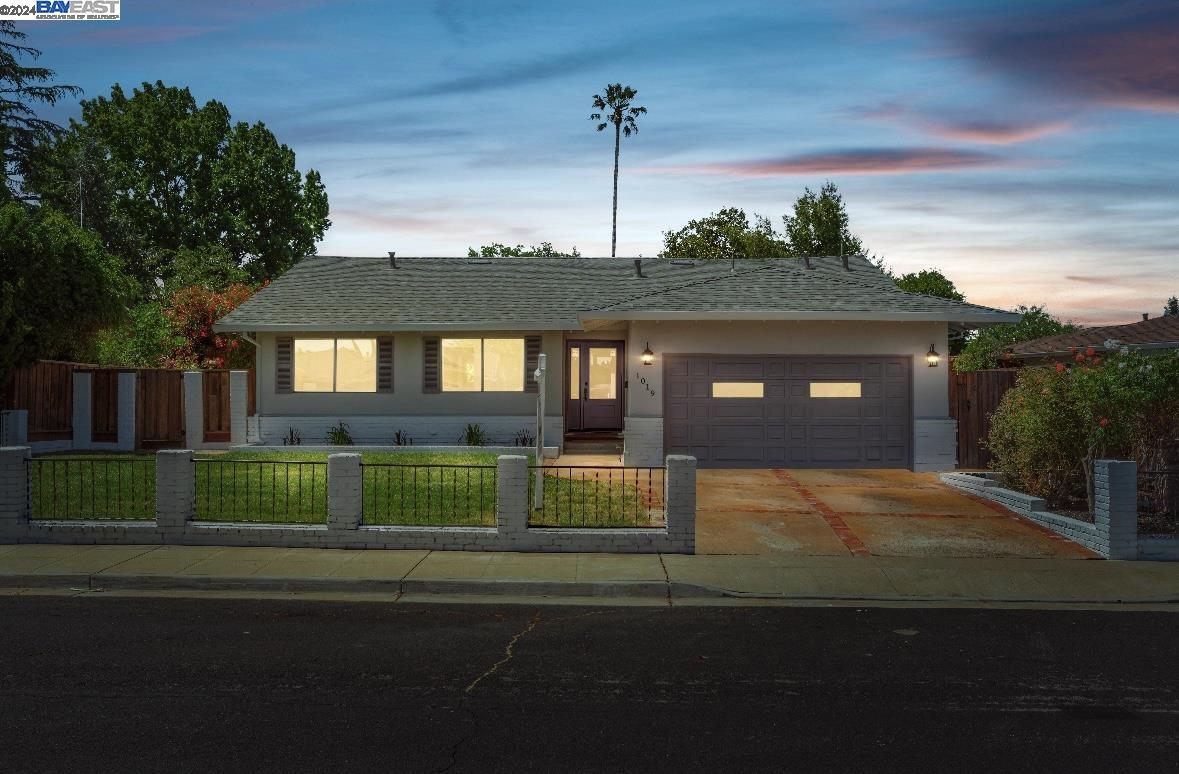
(1, 544, 1177, 605)
(696, 469, 1095, 559)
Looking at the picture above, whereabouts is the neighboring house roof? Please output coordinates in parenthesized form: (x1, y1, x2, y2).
(215, 255, 1020, 332)
(1009, 316, 1179, 359)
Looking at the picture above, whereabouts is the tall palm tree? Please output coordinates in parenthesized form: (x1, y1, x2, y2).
(591, 84, 646, 257)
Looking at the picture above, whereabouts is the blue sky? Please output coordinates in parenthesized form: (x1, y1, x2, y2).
(24, 0, 1179, 324)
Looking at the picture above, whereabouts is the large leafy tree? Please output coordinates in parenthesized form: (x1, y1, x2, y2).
(0, 200, 129, 386)
(893, 268, 964, 301)
(782, 181, 864, 257)
(590, 84, 646, 257)
(955, 305, 1076, 371)
(26, 81, 329, 295)
(467, 242, 580, 258)
(661, 207, 790, 260)
(1164, 296, 1178, 318)
(0, 21, 80, 198)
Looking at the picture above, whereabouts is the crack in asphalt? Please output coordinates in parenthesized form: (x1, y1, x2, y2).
(463, 610, 543, 694)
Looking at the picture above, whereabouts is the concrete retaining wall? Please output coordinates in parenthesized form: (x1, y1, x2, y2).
(0, 446, 695, 554)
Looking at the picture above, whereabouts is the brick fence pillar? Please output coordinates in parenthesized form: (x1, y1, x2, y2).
(229, 370, 249, 446)
(183, 372, 203, 450)
(1094, 459, 1138, 560)
(496, 455, 529, 536)
(0, 446, 31, 530)
(1, 410, 28, 446)
(72, 371, 92, 450)
(328, 453, 362, 530)
(664, 455, 697, 553)
(155, 449, 195, 529)
(116, 372, 136, 451)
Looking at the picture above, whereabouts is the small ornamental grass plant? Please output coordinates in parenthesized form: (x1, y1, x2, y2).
(987, 345, 1179, 512)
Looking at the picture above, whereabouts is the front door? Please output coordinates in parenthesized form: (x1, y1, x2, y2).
(564, 341, 624, 431)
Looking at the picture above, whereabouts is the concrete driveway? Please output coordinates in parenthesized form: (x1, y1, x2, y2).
(696, 469, 1096, 559)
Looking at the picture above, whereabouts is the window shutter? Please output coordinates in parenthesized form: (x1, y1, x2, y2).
(422, 336, 440, 393)
(377, 337, 394, 392)
(524, 335, 541, 394)
(275, 337, 293, 394)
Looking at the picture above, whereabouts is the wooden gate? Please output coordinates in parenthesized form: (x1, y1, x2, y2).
(202, 370, 231, 443)
(2, 361, 79, 441)
(91, 370, 120, 442)
(136, 369, 185, 449)
(949, 368, 1019, 469)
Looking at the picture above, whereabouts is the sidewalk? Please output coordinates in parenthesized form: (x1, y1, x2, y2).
(2, 543, 1179, 606)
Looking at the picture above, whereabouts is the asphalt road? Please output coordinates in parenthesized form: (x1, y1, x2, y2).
(1, 596, 1176, 773)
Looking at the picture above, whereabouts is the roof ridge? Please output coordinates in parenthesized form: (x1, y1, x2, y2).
(587, 263, 780, 312)
(763, 260, 1010, 314)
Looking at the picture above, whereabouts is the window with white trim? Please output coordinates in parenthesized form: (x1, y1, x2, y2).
(441, 338, 525, 392)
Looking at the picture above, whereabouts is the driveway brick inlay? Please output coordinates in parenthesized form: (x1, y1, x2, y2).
(771, 470, 872, 557)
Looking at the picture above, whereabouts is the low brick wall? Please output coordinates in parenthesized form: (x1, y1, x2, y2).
(941, 461, 1140, 559)
(0, 447, 696, 554)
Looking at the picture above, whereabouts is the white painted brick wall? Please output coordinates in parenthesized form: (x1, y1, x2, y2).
(0, 446, 30, 526)
(327, 453, 362, 530)
(496, 455, 528, 535)
(72, 372, 92, 450)
(254, 414, 560, 448)
(941, 460, 1142, 559)
(183, 372, 203, 450)
(230, 371, 249, 446)
(0, 449, 697, 554)
(155, 450, 194, 529)
(1, 411, 28, 446)
(623, 417, 663, 467)
(914, 418, 956, 472)
(117, 373, 136, 451)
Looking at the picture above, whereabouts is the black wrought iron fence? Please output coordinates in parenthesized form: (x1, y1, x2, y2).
(28, 456, 155, 520)
(528, 465, 665, 528)
(194, 459, 327, 523)
(361, 463, 497, 526)
(1139, 470, 1179, 535)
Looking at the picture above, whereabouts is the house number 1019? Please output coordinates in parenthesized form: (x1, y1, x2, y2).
(637, 374, 655, 397)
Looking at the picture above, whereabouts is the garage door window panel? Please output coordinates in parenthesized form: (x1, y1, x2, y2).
(712, 382, 765, 398)
(810, 382, 862, 398)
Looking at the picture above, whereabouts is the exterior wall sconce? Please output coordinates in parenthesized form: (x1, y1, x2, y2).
(926, 344, 941, 368)
(641, 342, 655, 365)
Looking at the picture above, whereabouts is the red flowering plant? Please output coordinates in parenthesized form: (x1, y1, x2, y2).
(161, 282, 263, 370)
(988, 344, 1179, 512)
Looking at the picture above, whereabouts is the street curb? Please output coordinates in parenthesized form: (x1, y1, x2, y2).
(3, 572, 1179, 605)
(0, 572, 719, 599)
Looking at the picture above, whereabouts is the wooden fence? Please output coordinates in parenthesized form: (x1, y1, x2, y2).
(2, 361, 85, 441)
(4, 361, 256, 450)
(949, 368, 1020, 469)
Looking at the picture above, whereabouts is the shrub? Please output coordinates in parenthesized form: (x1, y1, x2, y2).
(325, 421, 353, 445)
(460, 423, 488, 446)
(393, 430, 413, 446)
(987, 346, 1179, 510)
(282, 427, 302, 446)
(513, 428, 535, 447)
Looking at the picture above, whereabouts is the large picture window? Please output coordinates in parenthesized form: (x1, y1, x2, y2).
(294, 338, 376, 392)
(441, 338, 525, 392)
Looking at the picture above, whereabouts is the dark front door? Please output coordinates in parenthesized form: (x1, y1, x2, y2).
(564, 341, 624, 431)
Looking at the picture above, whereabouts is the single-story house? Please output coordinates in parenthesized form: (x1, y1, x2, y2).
(1007, 314, 1179, 363)
(214, 255, 1018, 470)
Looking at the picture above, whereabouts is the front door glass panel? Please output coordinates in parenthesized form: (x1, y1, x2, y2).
(588, 347, 617, 400)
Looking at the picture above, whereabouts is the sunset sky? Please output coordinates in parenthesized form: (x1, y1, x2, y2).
(26, 0, 1179, 324)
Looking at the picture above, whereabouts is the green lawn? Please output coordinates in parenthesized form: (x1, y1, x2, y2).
(27, 451, 661, 528)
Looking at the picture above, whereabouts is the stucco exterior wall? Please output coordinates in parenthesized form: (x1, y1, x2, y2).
(254, 330, 565, 420)
(623, 320, 950, 419)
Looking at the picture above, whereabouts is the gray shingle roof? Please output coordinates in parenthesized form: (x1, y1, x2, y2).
(215, 255, 1018, 332)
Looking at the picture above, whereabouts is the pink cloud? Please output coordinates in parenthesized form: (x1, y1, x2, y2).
(639, 148, 1013, 177)
(915, 119, 1071, 145)
(57, 26, 216, 44)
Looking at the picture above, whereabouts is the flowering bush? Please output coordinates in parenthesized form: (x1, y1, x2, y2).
(161, 282, 261, 369)
(987, 346, 1179, 510)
